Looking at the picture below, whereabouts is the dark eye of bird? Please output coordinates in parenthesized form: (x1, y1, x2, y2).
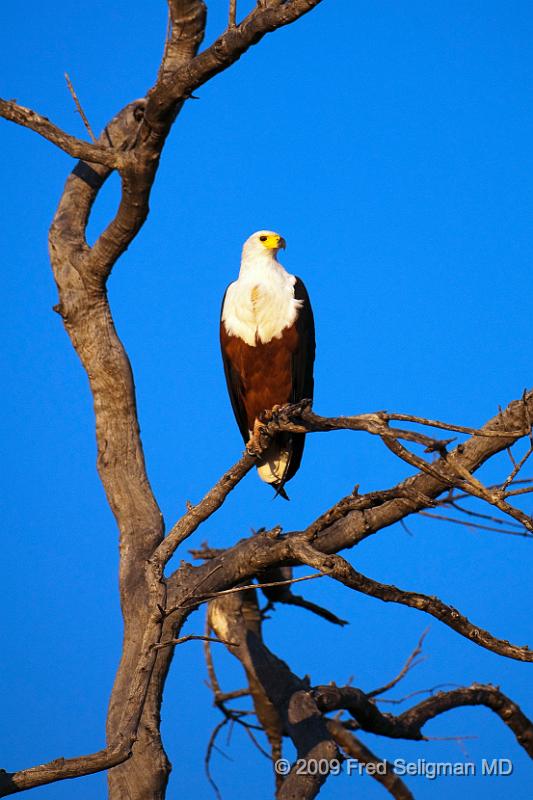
(259, 235, 267, 241)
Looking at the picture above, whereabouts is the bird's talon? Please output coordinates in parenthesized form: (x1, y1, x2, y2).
(246, 441, 261, 457)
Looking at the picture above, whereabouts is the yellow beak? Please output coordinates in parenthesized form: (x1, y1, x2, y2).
(263, 234, 286, 250)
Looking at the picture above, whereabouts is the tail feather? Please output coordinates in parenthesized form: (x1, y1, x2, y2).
(256, 432, 307, 499)
(257, 434, 292, 499)
(273, 482, 290, 501)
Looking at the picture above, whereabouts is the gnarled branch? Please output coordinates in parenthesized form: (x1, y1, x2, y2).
(314, 682, 533, 756)
(0, 99, 122, 167)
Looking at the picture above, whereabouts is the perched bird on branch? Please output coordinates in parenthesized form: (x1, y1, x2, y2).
(220, 231, 315, 499)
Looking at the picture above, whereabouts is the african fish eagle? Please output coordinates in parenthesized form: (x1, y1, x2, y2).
(220, 230, 315, 499)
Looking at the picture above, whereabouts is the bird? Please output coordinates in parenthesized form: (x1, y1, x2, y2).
(220, 230, 315, 499)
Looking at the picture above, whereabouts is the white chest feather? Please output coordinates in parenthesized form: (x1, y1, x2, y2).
(222, 260, 301, 346)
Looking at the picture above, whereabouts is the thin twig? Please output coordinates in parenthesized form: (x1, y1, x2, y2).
(385, 412, 524, 438)
(215, 689, 250, 703)
(153, 634, 238, 650)
(425, 735, 478, 742)
(368, 628, 429, 698)
(64, 73, 96, 142)
(229, 0, 237, 27)
(205, 718, 229, 800)
(443, 498, 524, 528)
(242, 725, 272, 760)
(204, 619, 224, 697)
(502, 444, 533, 491)
(376, 683, 462, 706)
(419, 511, 532, 539)
(437, 478, 533, 505)
(170, 572, 324, 614)
(506, 485, 533, 497)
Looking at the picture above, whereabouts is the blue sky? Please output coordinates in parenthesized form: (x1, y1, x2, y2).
(1, 1, 532, 798)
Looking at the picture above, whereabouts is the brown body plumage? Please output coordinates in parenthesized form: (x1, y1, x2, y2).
(220, 323, 299, 432)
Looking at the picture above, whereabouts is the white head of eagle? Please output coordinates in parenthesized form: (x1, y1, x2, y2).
(220, 231, 315, 500)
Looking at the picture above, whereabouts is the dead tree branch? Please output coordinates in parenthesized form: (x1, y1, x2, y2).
(0, 747, 130, 797)
(396, 684, 533, 755)
(326, 719, 414, 800)
(313, 683, 533, 755)
(0, 98, 121, 166)
(258, 566, 348, 626)
(288, 539, 532, 662)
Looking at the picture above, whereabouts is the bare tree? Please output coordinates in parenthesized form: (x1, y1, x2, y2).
(1, 2, 531, 799)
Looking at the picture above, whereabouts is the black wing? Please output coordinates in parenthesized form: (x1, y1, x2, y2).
(220, 288, 249, 445)
(284, 277, 315, 483)
(291, 277, 315, 404)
